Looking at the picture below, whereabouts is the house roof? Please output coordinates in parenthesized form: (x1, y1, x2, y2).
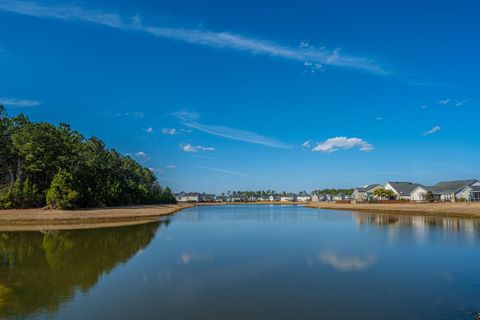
(355, 184, 380, 192)
(429, 180, 478, 194)
(470, 186, 480, 192)
(387, 182, 422, 195)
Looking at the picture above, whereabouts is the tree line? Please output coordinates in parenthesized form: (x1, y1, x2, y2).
(0, 105, 176, 209)
(311, 188, 354, 196)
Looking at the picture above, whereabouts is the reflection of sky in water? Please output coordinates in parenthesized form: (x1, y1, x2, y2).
(1, 205, 480, 319)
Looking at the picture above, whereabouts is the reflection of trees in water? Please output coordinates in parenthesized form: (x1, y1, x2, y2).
(354, 212, 480, 234)
(0, 220, 167, 318)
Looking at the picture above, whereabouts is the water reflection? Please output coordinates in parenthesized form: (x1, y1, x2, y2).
(0, 220, 167, 318)
(319, 252, 376, 271)
(354, 211, 480, 235)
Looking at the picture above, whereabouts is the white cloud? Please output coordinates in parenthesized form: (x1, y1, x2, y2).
(0, 97, 40, 107)
(301, 140, 311, 148)
(145, 127, 153, 133)
(312, 137, 373, 153)
(0, 1, 387, 75)
(166, 165, 176, 169)
(438, 99, 450, 105)
(161, 128, 178, 135)
(180, 143, 215, 152)
(149, 167, 164, 174)
(375, 117, 383, 121)
(183, 122, 292, 149)
(134, 151, 150, 160)
(423, 126, 441, 136)
(421, 105, 428, 109)
(456, 99, 470, 107)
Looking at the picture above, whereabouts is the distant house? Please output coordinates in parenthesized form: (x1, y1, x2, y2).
(333, 193, 345, 201)
(410, 186, 431, 202)
(296, 195, 312, 202)
(175, 192, 216, 202)
(176, 192, 200, 202)
(352, 184, 382, 201)
(280, 193, 296, 202)
(384, 182, 422, 200)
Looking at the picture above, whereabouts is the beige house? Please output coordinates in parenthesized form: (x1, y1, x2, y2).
(352, 184, 382, 201)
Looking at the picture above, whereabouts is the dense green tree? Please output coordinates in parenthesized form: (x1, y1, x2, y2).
(46, 170, 79, 209)
(0, 108, 176, 209)
(311, 188, 354, 196)
(372, 188, 396, 200)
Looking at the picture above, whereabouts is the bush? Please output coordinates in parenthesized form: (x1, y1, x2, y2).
(426, 191, 435, 203)
(0, 178, 43, 209)
(46, 170, 79, 210)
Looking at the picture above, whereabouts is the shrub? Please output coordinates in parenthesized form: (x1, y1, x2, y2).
(426, 191, 435, 203)
(46, 170, 79, 210)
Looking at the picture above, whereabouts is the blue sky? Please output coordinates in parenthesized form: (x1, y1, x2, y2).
(1, 0, 479, 193)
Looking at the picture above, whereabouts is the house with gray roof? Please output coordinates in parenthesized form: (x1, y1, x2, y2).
(429, 179, 480, 201)
(384, 182, 422, 200)
(352, 184, 382, 201)
(410, 179, 480, 202)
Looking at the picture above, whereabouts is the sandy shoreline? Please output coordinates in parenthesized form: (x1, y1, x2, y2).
(0, 204, 196, 231)
(1, 202, 480, 231)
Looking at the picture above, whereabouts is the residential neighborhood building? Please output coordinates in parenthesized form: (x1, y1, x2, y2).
(398, 179, 480, 202)
(175, 192, 217, 202)
(296, 195, 312, 202)
(280, 193, 296, 202)
(352, 184, 382, 201)
(384, 182, 422, 200)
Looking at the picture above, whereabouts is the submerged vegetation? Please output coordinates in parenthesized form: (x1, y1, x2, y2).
(0, 105, 176, 209)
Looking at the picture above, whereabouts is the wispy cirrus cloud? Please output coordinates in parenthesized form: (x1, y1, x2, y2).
(0, 1, 387, 74)
(200, 166, 253, 179)
(423, 126, 441, 136)
(183, 122, 292, 149)
(0, 97, 40, 107)
(180, 143, 215, 153)
(438, 98, 450, 105)
(301, 140, 312, 148)
(456, 99, 470, 107)
(312, 137, 373, 153)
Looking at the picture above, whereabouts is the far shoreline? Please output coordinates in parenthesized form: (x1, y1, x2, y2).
(1, 202, 480, 231)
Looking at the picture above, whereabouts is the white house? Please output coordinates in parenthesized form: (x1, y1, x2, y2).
(176, 192, 200, 202)
(384, 182, 422, 200)
(280, 194, 296, 202)
(410, 186, 430, 202)
(176, 192, 216, 202)
(296, 195, 312, 202)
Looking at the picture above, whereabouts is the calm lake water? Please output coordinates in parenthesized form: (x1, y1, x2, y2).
(1, 205, 480, 319)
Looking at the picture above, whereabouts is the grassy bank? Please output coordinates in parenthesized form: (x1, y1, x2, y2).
(307, 202, 480, 218)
